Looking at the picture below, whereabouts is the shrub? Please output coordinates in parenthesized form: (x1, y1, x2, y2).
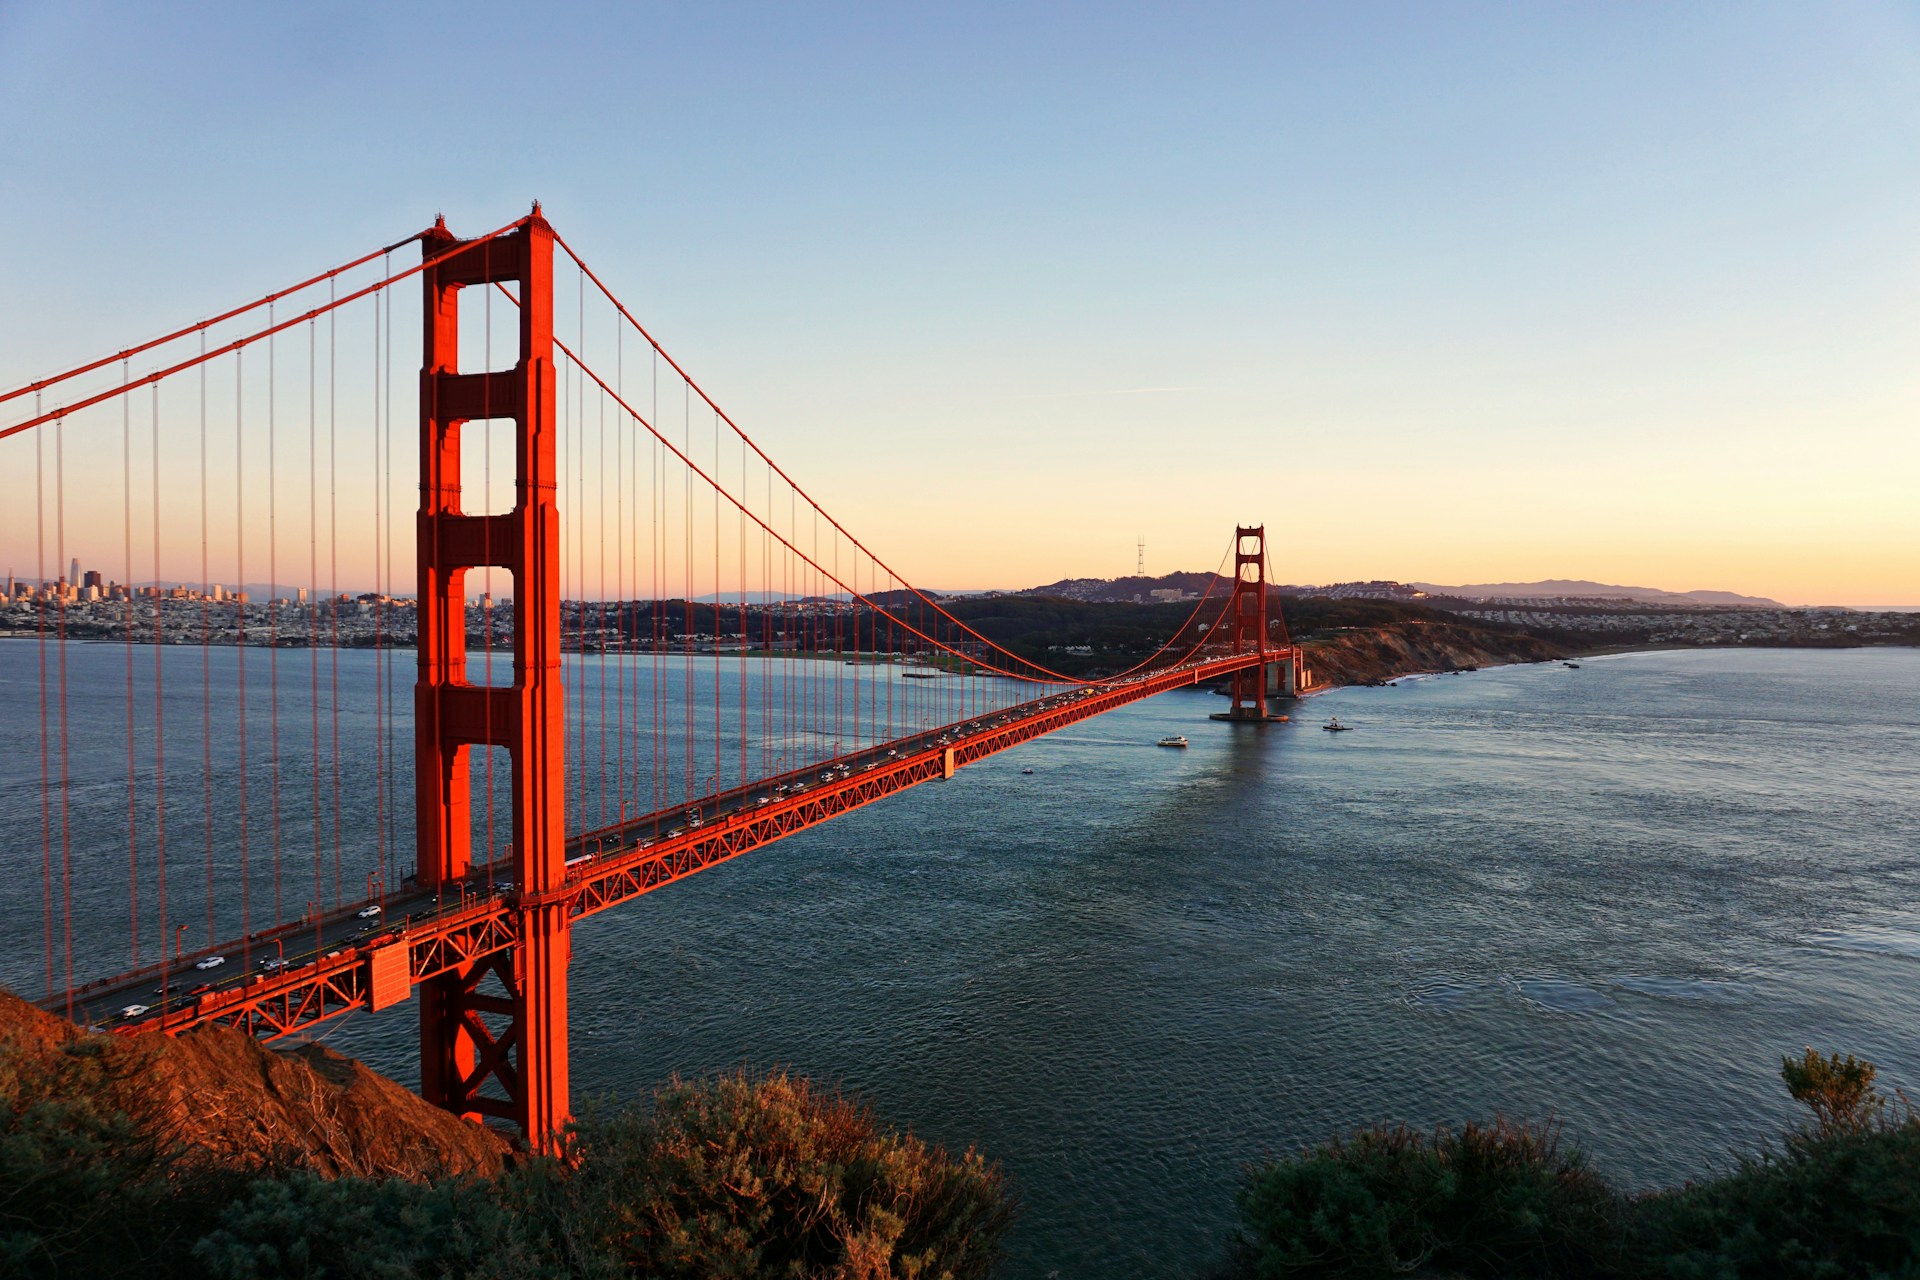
(190, 1172, 571, 1280)
(1231, 1117, 1620, 1279)
(552, 1069, 1013, 1280)
(1779, 1049, 1904, 1138)
(1626, 1053, 1920, 1278)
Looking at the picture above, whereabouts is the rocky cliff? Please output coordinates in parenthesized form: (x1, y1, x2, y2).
(1300, 620, 1563, 689)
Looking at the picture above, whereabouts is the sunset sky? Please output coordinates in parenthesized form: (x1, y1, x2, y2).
(2, 3, 1916, 606)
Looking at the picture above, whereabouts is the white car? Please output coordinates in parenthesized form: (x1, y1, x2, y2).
(193, 955, 225, 971)
(356, 905, 383, 919)
(259, 957, 286, 971)
(119, 1004, 149, 1018)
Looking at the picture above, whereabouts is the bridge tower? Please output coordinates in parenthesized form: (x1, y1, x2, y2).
(1216, 524, 1291, 722)
(415, 209, 569, 1150)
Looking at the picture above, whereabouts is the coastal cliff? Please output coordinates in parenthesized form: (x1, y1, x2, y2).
(1299, 620, 1564, 689)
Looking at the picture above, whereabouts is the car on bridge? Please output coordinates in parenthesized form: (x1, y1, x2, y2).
(119, 1004, 148, 1018)
(194, 955, 225, 971)
(356, 904, 382, 919)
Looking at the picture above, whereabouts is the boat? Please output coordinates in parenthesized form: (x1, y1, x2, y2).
(1322, 718, 1353, 733)
(1564, 662, 1581, 669)
(902, 670, 938, 680)
(1156, 735, 1189, 748)
(1021, 767, 1034, 775)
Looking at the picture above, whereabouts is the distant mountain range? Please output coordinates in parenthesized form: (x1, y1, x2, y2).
(1411, 579, 1784, 607)
(1011, 572, 1786, 609)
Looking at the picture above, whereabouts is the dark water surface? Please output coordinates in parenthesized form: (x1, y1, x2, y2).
(8, 646, 1920, 1277)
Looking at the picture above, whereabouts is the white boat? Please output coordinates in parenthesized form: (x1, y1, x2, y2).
(1323, 718, 1353, 733)
(1156, 735, 1188, 748)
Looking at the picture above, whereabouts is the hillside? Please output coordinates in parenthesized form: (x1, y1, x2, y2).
(1298, 620, 1562, 687)
(0, 988, 505, 1180)
(1413, 578, 1783, 607)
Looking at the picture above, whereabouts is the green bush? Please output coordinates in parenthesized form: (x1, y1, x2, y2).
(1627, 1053, 1920, 1279)
(191, 1173, 572, 1280)
(1231, 1117, 1619, 1279)
(1227, 1053, 1920, 1280)
(553, 1069, 1013, 1280)
(1628, 1124, 1920, 1280)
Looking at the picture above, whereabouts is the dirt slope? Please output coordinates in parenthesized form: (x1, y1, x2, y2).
(0, 988, 506, 1178)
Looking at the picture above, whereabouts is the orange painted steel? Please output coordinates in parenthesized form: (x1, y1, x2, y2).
(415, 209, 569, 1150)
(1226, 525, 1275, 720)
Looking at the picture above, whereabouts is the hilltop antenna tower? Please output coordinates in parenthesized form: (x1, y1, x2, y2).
(1136, 536, 1145, 578)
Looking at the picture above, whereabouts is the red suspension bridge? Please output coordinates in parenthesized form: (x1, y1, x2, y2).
(1, 207, 1302, 1150)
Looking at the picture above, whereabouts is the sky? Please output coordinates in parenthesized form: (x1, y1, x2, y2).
(2, 2, 1917, 606)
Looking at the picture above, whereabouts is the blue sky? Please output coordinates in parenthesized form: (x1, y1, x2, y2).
(3, 2, 1917, 603)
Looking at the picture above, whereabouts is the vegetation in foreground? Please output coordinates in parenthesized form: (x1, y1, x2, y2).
(1224, 1049, 1920, 1279)
(9, 968, 1920, 1280)
(0, 1043, 1011, 1280)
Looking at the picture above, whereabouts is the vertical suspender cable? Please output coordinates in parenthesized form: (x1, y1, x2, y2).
(484, 250, 496, 882)
(712, 409, 720, 796)
(371, 282, 386, 898)
(201, 335, 214, 945)
(269, 308, 282, 926)
(329, 281, 341, 908)
(56, 414, 73, 1015)
(36, 394, 51, 998)
(124, 362, 139, 964)
(599, 361, 608, 827)
(739, 434, 747, 791)
(383, 263, 397, 892)
(308, 317, 321, 923)
(235, 350, 250, 962)
(683, 384, 693, 806)
(151, 382, 167, 984)
(651, 352, 660, 831)
(616, 319, 626, 820)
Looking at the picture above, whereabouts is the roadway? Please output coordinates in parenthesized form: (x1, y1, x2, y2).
(55, 649, 1272, 1037)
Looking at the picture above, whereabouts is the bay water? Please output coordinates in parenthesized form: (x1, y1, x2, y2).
(5, 644, 1919, 1277)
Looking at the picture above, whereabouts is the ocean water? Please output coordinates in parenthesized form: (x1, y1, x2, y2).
(7, 645, 1920, 1277)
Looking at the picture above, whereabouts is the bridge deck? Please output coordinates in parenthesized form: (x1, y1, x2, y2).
(58, 651, 1275, 1038)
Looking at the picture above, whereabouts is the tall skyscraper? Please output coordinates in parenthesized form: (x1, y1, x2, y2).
(70, 557, 80, 586)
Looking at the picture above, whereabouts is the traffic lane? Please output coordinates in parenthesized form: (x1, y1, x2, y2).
(80, 679, 1179, 1025)
(79, 889, 465, 1027)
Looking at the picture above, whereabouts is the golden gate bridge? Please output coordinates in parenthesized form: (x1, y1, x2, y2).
(1, 206, 1300, 1150)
